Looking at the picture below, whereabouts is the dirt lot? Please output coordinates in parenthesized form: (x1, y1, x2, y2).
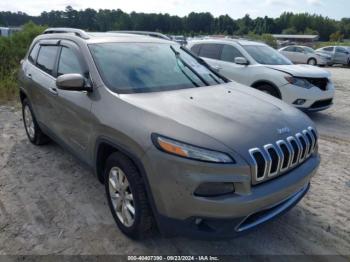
(0, 68, 349, 255)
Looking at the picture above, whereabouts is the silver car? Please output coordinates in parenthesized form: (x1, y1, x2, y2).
(316, 46, 350, 66)
(279, 45, 330, 66)
(18, 28, 320, 239)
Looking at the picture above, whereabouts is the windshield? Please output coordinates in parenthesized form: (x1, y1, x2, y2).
(304, 47, 315, 54)
(89, 43, 225, 93)
(243, 45, 292, 65)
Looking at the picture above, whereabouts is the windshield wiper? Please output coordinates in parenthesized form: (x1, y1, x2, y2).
(180, 46, 230, 83)
(170, 46, 210, 86)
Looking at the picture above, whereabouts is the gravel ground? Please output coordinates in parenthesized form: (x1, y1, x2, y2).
(0, 68, 349, 255)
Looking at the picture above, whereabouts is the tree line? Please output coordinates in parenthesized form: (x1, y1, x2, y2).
(1, 6, 350, 41)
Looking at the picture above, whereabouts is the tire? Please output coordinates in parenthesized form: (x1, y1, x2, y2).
(104, 152, 155, 239)
(254, 84, 280, 99)
(22, 98, 50, 145)
(307, 58, 317, 66)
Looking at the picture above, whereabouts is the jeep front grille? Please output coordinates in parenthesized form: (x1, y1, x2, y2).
(249, 127, 318, 185)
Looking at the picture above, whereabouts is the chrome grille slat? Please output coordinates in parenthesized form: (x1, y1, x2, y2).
(308, 126, 317, 151)
(249, 126, 318, 185)
(249, 148, 268, 182)
(276, 140, 292, 172)
(263, 144, 280, 177)
(303, 129, 314, 157)
(287, 136, 300, 167)
(296, 133, 307, 163)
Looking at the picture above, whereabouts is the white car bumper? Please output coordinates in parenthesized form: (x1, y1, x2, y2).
(281, 80, 335, 112)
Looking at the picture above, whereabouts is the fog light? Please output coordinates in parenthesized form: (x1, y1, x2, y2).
(293, 99, 306, 105)
(194, 182, 234, 197)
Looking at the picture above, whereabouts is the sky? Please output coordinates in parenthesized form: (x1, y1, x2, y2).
(0, 0, 349, 20)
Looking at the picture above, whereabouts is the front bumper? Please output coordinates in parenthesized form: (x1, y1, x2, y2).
(281, 81, 334, 111)
(157, 182, 310, 239)
(142, 146, 320, 238)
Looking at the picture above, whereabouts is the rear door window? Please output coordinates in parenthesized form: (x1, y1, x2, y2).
(220, 44, 243, 62)
(36, 45, 59, 76)
(198, 44, 222, 60)
(284, 46, 296, 52)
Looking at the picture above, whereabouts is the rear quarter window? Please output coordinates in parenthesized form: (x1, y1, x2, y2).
(28, 43, 40, 64)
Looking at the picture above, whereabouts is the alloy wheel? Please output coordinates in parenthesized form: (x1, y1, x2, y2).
(108, 167, 135, 227)
(24, 105, 35, 139)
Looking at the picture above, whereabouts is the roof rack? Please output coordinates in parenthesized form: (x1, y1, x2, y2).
(108, 31, 171, 40)
(43, 28, 90, 39)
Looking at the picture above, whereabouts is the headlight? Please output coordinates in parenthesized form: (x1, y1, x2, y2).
(285, 76, 313, 89)
(152, 134, 235, 163)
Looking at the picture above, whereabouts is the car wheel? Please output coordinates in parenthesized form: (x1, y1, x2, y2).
(255, 84, 280, 99)
(104, 152, 155, 239)
(22, 98, 50, 145)
(307, 58, 317, 66)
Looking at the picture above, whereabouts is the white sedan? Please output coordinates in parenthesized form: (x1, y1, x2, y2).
(279, 45, 331, 66)
(187, 39, 335, 111)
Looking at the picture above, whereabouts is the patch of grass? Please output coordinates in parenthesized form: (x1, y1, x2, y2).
(0, 21, 46, 103)
(0, 75, 18, 103)
(315, 41, 350, 49)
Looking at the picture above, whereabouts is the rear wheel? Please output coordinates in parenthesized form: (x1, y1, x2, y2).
(254, 84, 280, 99)
(307, 58, 317, 66)
(104, 152, 155, 239)
(22, 98, 50, 145)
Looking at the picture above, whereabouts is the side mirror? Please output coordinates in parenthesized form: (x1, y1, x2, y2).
(56, 74, 91, 92)
(234, 57, 249, 65)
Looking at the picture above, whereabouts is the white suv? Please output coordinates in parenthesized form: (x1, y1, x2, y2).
(187, 39, 335, 111)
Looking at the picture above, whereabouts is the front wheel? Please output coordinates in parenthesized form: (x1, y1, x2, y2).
(104, 152, 155, 239)
(22, 98, 50, 145)
(307, 58, 317, 66)
(255, 84, 280, 99)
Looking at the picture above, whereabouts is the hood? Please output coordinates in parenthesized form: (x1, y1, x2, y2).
(120, 83, 314, 156)
(266, 64, 331, 78)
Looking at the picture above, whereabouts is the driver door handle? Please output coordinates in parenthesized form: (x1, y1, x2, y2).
(49, 87, 58, 96)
